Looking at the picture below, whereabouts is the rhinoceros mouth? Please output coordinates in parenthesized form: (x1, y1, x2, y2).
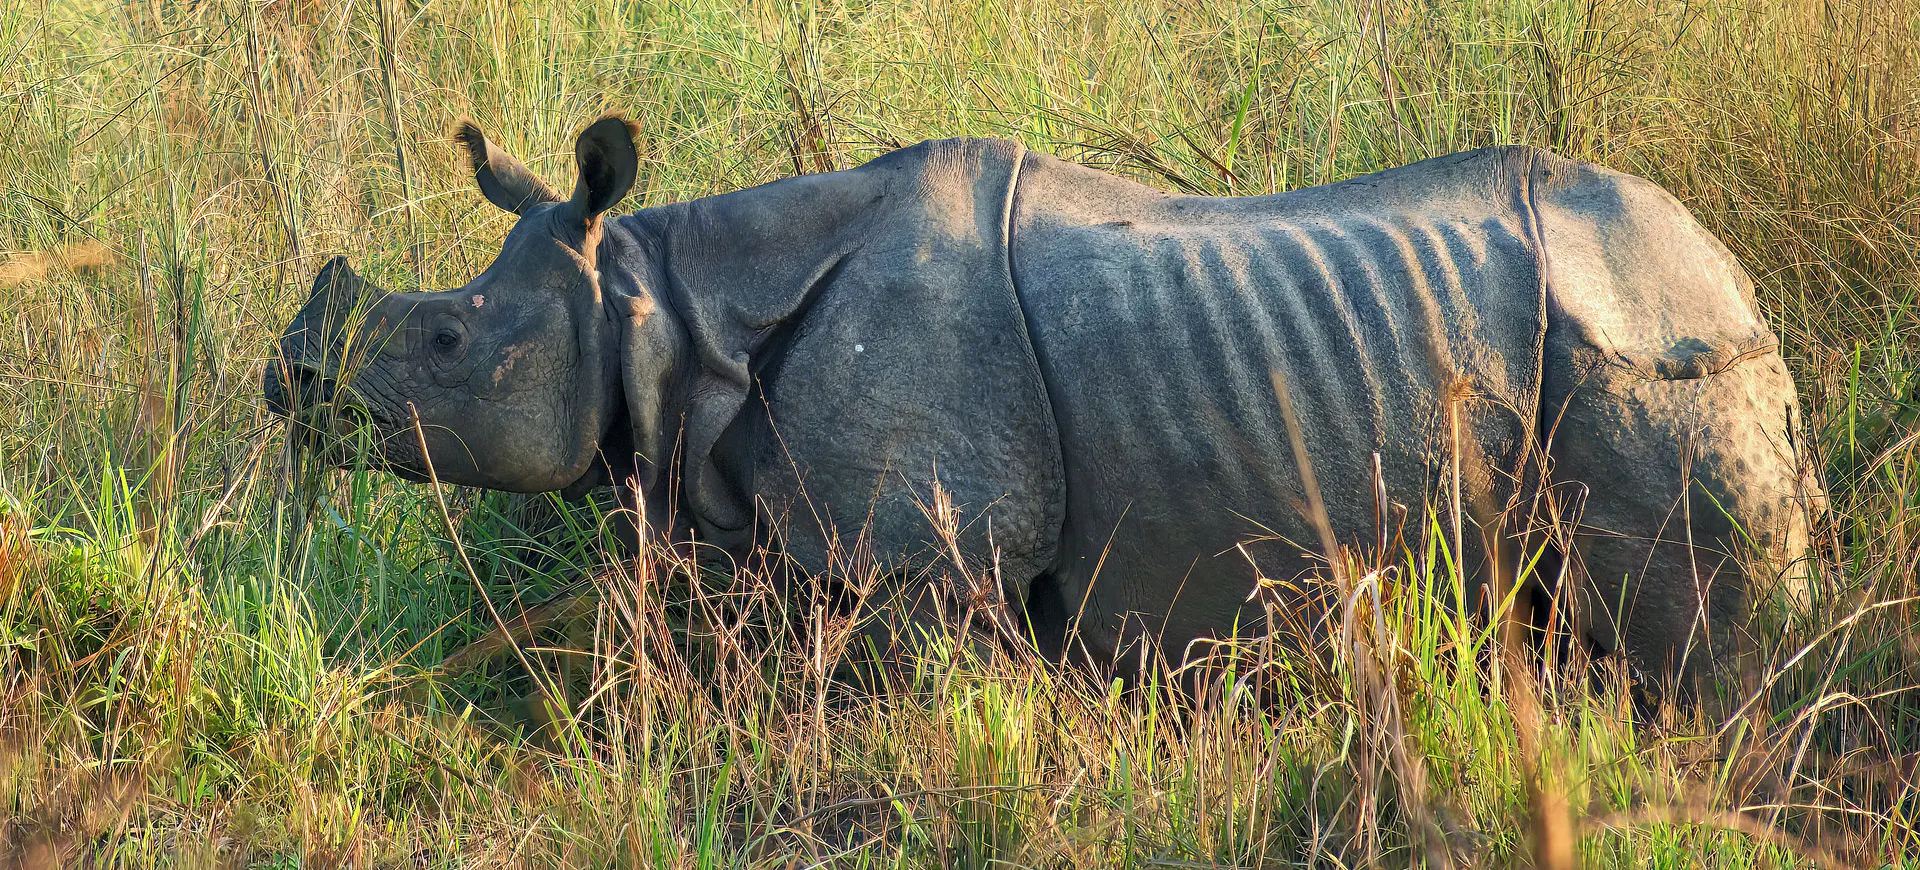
(266, 359, 410, 469)
(289, 412, 436, 483)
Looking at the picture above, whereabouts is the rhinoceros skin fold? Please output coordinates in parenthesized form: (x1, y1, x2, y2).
(266, 119, 1820, 689)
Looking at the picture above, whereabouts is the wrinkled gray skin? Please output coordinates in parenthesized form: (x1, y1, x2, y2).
(266, 117, 1821, 690)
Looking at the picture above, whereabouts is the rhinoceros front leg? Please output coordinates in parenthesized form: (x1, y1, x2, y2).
(1543, 347, 1819, 699)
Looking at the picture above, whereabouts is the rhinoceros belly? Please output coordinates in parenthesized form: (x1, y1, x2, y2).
(1008, 147, 1548, 657)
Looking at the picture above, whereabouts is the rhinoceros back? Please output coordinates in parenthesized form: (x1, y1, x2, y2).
(1008, 146, 1555, 654)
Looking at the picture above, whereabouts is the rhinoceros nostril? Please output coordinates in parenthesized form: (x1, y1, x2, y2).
(265, 359, 342, 416)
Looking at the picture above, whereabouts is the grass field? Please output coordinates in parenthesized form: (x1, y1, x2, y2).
(4, 0, 1920, 866)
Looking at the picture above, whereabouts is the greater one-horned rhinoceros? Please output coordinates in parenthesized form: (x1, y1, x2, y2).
(265, 115, 1820, 688)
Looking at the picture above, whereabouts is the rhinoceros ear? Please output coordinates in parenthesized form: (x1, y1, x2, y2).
(456, 120, 562, 215)
(566, 115, 641, 225)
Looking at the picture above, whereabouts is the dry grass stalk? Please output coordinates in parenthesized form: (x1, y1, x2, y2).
(1, 0, 1917, 864)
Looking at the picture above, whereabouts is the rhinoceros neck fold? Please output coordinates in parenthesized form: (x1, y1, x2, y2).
(613, 140, 1069, 586)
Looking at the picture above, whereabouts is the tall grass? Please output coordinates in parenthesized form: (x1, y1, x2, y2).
(2, 0, 1918, 865)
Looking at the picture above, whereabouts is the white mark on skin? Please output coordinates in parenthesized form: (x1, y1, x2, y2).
(471, 295, 485, 308)
(854, 344, 864, 353)
(492, 343, 528, 386)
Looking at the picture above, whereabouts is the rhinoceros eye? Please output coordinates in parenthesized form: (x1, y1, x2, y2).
(433, 328, 461, 352)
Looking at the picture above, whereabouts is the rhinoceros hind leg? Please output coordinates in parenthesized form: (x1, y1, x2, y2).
(1542, 349, 1817, 699)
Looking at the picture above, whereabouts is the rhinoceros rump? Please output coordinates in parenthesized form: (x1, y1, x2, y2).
(265, 116, 1820, 689)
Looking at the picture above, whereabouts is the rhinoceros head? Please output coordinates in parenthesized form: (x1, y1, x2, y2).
(264, 117, 641, 492)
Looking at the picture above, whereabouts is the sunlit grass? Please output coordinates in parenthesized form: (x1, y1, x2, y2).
(3, 0, 1919, 866)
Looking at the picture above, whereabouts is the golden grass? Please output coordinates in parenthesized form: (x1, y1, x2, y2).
(1, 0, 1918, 866)
(0, 241, 114, 290)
